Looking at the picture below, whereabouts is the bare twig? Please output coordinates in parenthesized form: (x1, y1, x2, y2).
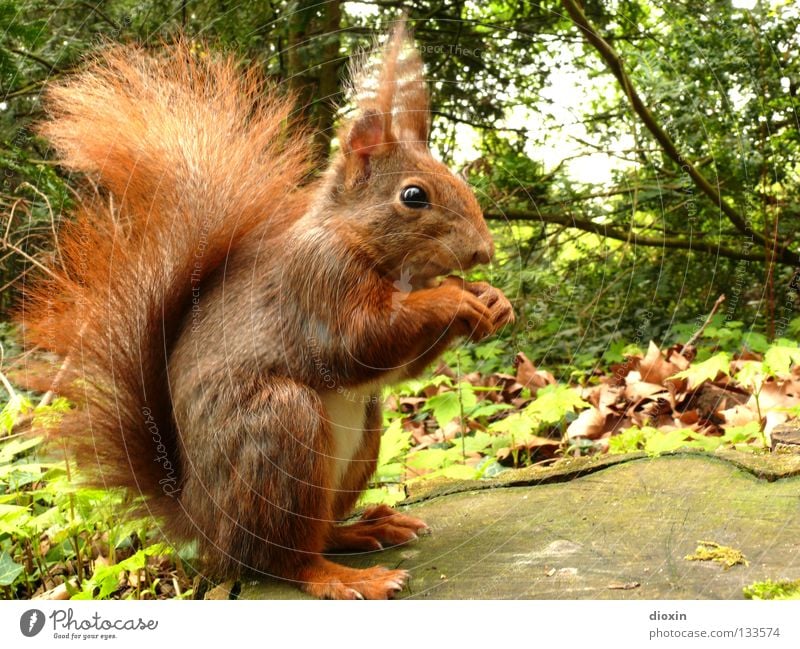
(684, 294, 726, 349)
(1, 196, 58, 279)
(19, 182, 62, 271)
(483, 209, 774, 263)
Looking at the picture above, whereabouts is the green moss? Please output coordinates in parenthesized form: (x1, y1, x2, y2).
(684, 540, 749, 569)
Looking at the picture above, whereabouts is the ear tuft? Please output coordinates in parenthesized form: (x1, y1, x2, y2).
(342, 22, 430, 150)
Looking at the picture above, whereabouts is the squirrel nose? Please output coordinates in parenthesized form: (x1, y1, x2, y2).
(471, 241, 494, 266)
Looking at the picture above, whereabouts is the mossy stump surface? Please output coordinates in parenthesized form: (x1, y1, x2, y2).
(239, 453, 800, 599)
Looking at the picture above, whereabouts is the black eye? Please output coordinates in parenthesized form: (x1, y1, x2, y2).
(400, 185, 429, 208)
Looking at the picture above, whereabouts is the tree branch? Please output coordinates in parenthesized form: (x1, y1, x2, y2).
(484, 209, 772, 263)
(560, 0, 799, 266)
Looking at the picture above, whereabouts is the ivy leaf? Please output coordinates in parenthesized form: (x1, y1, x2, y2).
(0, 551, 24, 586)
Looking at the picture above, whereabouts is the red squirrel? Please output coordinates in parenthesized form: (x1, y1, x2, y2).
(20, 26, 513, 599)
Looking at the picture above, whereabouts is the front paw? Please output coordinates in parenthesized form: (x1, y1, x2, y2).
(463, 281, 515, 333)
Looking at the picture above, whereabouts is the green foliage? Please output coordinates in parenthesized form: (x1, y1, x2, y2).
(0, 387, 193, 599)
(488, 384, 588, 457)
(71, 544, 173, 600)
(743, 579, 800, 601)
(763, 343, 800, 377)
(609, 422, 763, 457)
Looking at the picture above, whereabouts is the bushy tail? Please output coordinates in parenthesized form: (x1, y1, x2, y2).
(19, 42, 310, 528)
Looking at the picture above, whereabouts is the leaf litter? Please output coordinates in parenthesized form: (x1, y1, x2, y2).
(380, 341, 800, 484)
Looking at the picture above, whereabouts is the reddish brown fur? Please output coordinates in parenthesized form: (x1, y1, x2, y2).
(19, 28, 513, 599)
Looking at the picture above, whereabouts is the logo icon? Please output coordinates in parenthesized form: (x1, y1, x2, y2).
(20, 609, 45, 637)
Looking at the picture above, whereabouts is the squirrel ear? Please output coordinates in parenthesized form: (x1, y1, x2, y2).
(341, 23, 430, 179)
(342, 108, 392, 186)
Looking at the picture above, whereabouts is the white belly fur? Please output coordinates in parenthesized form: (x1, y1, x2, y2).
(318, 371, 402, 490)
(319, 389, 369, 490)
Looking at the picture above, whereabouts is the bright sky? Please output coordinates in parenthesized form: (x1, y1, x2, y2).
(447, 47, 632, 187)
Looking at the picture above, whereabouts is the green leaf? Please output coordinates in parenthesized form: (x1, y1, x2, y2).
(374, 461, 403, 483)
(0, 393, 34, 434)
(438, 464, 480, 480)
(459, 431, 494, 455)
(406, 448, 451, 472)
(392, 374, 452, 397)
(741, 332, 769, 354)
(0, 551, 24, 586)
(469, 402, 513, 420)
(377, 419, 411, 468)
(357, 486, 406, 507)
(523, 383, 589, 426)
(608, 427, 648, 454)
(0, 435, 43, 463)
(644, 429, 691, 456)
(488, 411, 536, 437)
(424, 382, 478, 429)
(0, 503, 30, 534)
(684, 431, 725, 453)
(734, 361, 765, 388)
(722, 421, 762, 445)
(763, 345, 800, 377)
(671, 352, 730, 386)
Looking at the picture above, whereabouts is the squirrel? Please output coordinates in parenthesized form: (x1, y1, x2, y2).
(19, 26, 514, 599)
